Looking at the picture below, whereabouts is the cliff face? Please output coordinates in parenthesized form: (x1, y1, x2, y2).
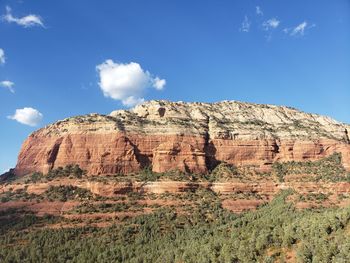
(15, 100, 350, 176)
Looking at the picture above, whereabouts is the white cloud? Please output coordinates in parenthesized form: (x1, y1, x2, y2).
(96, 59, 166, 107)
(256, 6, 263, 16)
(291, 22, 316, 36)
(291, 21, 307, 36)
(284, 22, 315, 37)
(0, 48, 5, 64)
(2, 6, 44, 28)
(8, 107, 43, 126)
(0, 80, 15, 93)
(152, 77, 166, 90)
(122, 96, 145, 107)
(240, 16, 251, 32)
(263, 18, 280, 30)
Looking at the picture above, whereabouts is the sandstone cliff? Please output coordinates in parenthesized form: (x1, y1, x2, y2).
(15, 100, 350, 176)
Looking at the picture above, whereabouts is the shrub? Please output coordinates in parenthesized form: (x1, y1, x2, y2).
(30, 172, 43, 183)
(210, 162, 239, 182)
(44, 185, 94, 202)
(1, 190, 350, 262)
(272, 153, 348, 182)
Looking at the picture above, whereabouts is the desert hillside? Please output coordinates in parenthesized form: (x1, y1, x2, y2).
(1, 152, 350, 262)
(1, 101, 350, 262)
(2, 1, 348, 262)
(15, 100, 350, 176)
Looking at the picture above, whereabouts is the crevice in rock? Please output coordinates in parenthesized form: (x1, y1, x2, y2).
(126, 137, 151, 169)
(345, 129, 350, 144)
(204, 140, 220, 171)
(203, 116, 220, 171)
(273, 140, 280, 153)
(183, 162, 190, 173)
(47, 137, 63, 170)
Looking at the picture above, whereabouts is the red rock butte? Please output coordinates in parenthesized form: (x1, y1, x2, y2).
(15, 100, 350, 176)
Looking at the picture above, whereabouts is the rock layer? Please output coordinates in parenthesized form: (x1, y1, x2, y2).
(15, 100, 350, 176)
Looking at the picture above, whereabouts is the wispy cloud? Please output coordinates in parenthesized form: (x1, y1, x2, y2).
(239, 6, 316, 40)
(291, 21, 307, 36)
(240, 16, 251, 32)
(0, 80, 15, 93)
(284, 21, 315, 37)
(96, 60, 166, 107)
(2, 6, 44, 28)
(262, 18, 280, 30)
(8, 107, 43, 126)
(0, 48, 5, 64)
(256, 6, 263, 16)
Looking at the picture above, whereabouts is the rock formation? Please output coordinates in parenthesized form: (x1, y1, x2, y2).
(15, 100, 350, 176)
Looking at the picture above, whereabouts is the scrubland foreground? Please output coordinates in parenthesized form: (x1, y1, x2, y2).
(1, 153, 350, 262)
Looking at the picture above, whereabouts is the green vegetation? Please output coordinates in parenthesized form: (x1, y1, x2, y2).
(133, 163, 264, 183)
(0, 188, 39, 203)
(27, 164, 86, 183)
(19, 153, 348, 185)
(298, 193, 330, 203)
(0, 209, 60, 236)
(44, 185, 94, 202)
(0, 185, 97, 203)
(70, 201, 144, 214)
(223, 191, 265, 201)
(272, 152, 350, 182)
(0, 190, 350, 262)
(135, 166, 197, 182)
(210, 163, 239, 181)
(137, 166, 162, 181)
(272, 162, 288, 182)
(1, 153, 350, 261)
(129, 153, 349, 183)
(47, 164, 85, 179)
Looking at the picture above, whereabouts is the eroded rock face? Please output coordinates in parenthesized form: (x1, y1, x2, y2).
(152, 140, 207, 174)
(15, 100, 350, 176)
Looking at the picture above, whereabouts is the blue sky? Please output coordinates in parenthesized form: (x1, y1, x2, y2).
(0, 0, 349, 172)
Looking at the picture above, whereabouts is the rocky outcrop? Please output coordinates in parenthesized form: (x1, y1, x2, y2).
(152, 141, 207, 174)
(4, 179, 350, 199)
(15, 100, 350, 176)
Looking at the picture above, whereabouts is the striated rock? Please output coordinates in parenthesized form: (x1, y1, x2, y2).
(152, 141, 207, 174)
(15, 100, 350, 176)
